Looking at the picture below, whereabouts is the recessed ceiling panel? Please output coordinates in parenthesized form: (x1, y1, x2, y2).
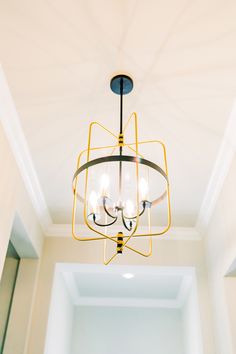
(73, 272, 182, 300)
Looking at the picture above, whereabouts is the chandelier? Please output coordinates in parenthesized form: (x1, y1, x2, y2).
(72, 74, 171, 264)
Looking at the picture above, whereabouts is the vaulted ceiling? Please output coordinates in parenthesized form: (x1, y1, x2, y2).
(1, 0, 236, 231)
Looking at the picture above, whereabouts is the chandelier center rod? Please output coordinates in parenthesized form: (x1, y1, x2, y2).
(119, 77, 123, 202)
(120, 77, 123, 135)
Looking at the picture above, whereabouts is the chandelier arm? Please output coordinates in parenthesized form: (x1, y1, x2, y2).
(92, 214, 118, 227)
(122, 201, 146, 220)
(125, 243, 152, 257)
(121, 210, 133, 231)
(103, 249, 119, 265)
(102, 197, 117, 219)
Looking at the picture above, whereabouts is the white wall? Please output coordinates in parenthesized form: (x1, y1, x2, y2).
(0, 69, 44, 278)
(44, 271, 74, 354)
(71, 306, 184, 354)
(0, 71, 45, 352)
(224, 276, 236, 352)
(0, 120, 43, 276)
(0, 118, 43, 354)
(204, 153, 236, 354)
(182, 284, 203, 354)
(0, 119, 43, 352)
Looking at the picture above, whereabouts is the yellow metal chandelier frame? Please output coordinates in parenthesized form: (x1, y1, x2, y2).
(72, 74, 171, 264)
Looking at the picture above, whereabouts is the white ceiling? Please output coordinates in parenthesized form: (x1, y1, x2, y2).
(61, 264, 193, 308)
(1, 0, 236, 228)
(73, 272, 182, 299)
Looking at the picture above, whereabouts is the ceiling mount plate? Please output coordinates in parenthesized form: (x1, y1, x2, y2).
(110, 74, 133, 95)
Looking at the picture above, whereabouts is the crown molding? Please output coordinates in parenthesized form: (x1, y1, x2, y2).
(196, 100, 236, 235)
(75, 296, 180, 309)
(0, 65, 52, 233)
(45, 223, 201, 240)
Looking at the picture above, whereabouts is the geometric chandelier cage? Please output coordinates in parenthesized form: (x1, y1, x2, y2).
(72, 74, 171, 264)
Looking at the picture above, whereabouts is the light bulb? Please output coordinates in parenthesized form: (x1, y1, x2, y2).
(89, 191, 98, 214)
(100, 173, 110, 196)
(139, 177, 149, 201)
(125, 199, 135, 217)
(125, 173, 130, 182)
(122, 273, 134, 279)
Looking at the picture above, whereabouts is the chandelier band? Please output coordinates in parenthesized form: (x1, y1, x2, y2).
(73, 155, 168, 206)
(73, 155, 168, 183)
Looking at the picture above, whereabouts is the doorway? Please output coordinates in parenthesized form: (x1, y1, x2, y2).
(0, 242, 20, 353)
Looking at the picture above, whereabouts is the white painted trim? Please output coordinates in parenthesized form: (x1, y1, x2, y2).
(46, 223, 201, 240)
(196, 101, 236, 235)
(62, 272, 81, 303)
(56, 262, 196, 276)
(0, 65, 52, 233)
(76, 296, 180, 309)
(176, 276, 193, 308)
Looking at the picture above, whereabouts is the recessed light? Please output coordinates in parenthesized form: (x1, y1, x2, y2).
(122, 273, 134, 279)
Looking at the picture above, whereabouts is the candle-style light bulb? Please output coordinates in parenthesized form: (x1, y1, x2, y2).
(125, 199, 135, 217)
(89, 191, 98, 214)
(139, 177, 149, 201)
(100, 173, 110, 196)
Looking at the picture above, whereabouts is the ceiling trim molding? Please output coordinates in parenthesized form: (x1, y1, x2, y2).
(57, 262, 195, 276)
(0, 65, 52, 233)
(46, 224, 201, 240)
(196, 101, 236, 235)
(75, 296, 180, 309)
(176, 276, 192, 308)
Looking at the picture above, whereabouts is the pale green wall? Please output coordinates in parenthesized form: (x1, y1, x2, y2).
(72, 306, 184, 354)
